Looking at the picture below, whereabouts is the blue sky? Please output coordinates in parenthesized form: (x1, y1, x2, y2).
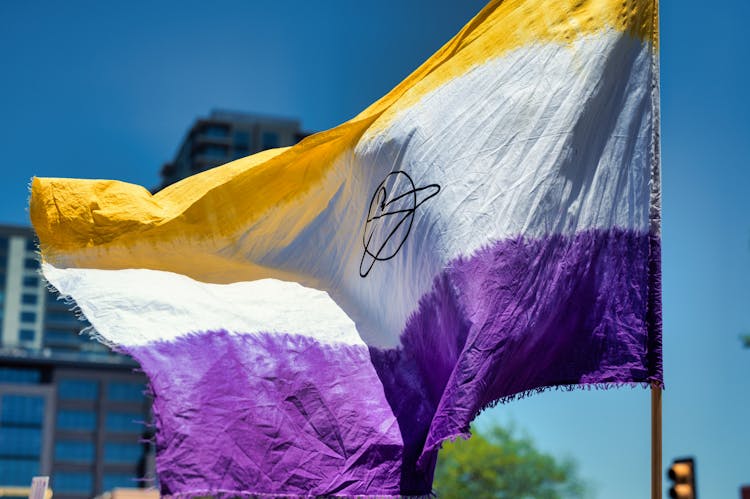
(1, 1, 748, 497)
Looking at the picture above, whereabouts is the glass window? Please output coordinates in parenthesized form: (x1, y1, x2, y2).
(0, 367, 40, 384)
(104, 442, 143, 463)
(22, 293, 38, 305)
(0, 427, 42, 457)
(103, 473, 135, 491)
(234, 130, 250, 146)
(261, 131, 279, 149)
(107, 381, 144, 402)
(200, 144, 228, 158)
(23, 275, 39, 287)
(59, 379, 98, 400)
(1, 394, 44, 426)
(24, 257, 39, 270)
(202, 124, 229, 138)
(45, 329, 85, 344)
(25, 238, 38, 252)
(19, 329, 35, 341)
(45, 310, 81, 325)
(20, 311, 36, 323)
(0, 458, 38, 486)
(55, 440, 95, 462)
(105, 411, 142, 433)
(54, 471, 92, 494)
(57, 410, 97, 431)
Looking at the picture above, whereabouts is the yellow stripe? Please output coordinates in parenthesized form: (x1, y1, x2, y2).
(31, 0, 656, 280)
(358, 0, 657, 136)
(32, 119, 373, 283)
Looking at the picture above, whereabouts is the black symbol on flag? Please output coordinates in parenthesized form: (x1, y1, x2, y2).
(360, 170, 440, 278)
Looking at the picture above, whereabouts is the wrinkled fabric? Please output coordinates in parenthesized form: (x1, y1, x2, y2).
(31, 0, 661, 496)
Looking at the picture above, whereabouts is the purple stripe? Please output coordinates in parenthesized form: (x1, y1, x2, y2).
(370, 228, 662, 464)
(124, 331, 422, 497)
(124, 228, 661, 497)
(646, 233, 663, 386)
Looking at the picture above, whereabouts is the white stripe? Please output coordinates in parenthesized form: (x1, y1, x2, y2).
(43, 263, 364, 348)
(256, 30, 655, 349)
(356, 29, 653, 252)
(46, 31, 656, 352)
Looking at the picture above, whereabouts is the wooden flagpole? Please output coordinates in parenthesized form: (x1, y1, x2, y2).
(651, 384, 662, 499)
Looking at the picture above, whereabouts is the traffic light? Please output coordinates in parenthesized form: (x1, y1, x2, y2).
(667, 457, 696, 499)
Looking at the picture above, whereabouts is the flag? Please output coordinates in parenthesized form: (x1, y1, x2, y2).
(31, 0, 661, 496)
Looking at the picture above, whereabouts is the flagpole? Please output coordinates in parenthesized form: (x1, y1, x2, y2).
(651, 383, 662, 499)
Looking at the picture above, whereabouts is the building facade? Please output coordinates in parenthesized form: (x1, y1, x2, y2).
(2, 109, 306, 496)
(0, 225, 153, 498)
(158, 109, 309, 190)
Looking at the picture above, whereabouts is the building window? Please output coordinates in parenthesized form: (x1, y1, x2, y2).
(20, 311, 36, 323)
(104, 442, 143, 463)
(53, 471, 93, 494)
(55, 440, 95, 462)
(105, 411, 142, 433)
(22, 293, 38, 305)
(261, 131, 279, 149)
(24, 257, 39, 270)
(45, 310, 80, 326)
(103, 473, 137, 491)
(19, 329, 35, 342)
(199, 144, 228, 159)
(233, 145, 249, 159)
(234, 130, 250, 147)
(0, 394, 44, 487)
(201, 124, 229, 138)
(57, 410, 97, 431)
(0, 459, 39, 486)
(23, 275, 39, 287)
(25, 238, 38, 252)
(1, 394, 44, 426)
(45, 329, 84, 345)
(0, 367, 41, 384)
(0, 427, 42, 456)
(59, 379, 98, 400)
(107, 381, 144, 402)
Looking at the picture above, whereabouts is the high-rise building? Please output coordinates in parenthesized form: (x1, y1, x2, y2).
(0, 225, 152, 498)
(2, 110, 306, 497)
(158, 109, 309, 190)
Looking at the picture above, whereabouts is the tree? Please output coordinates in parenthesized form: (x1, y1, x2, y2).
(434, 423, 589, 499)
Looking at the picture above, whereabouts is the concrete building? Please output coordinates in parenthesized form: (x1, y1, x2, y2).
(0, 225, 153, 498)
(158, 109, 309, 190)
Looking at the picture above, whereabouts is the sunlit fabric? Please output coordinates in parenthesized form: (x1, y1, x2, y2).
(31, 0, 661, 496)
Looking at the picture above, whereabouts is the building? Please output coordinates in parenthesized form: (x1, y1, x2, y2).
(157, 109, 309, 190)
(0, 225, 153, 498)
(0, 225, 111, 357)
(1, 110, 306, 496)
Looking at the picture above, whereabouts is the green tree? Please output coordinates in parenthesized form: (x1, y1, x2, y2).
(434, 423, 589, 499)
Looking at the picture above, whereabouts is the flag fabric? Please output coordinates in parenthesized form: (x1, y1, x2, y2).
(31, 0, 661, 497)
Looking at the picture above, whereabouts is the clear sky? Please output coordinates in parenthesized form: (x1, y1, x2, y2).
(1, 1, 748, 497)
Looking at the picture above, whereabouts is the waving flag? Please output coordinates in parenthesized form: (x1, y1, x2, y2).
(31, 0, 661, 496)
